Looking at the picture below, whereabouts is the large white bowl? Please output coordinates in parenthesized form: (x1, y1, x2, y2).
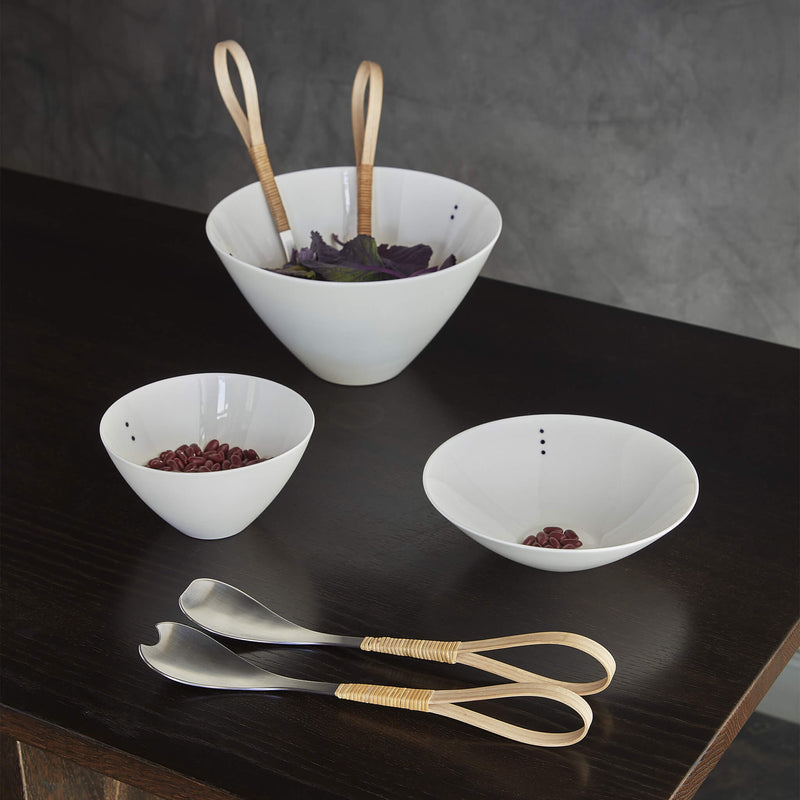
(206, 166, 502, 385)
(423, 415, 699, 572)
(99, 373, 314, 539)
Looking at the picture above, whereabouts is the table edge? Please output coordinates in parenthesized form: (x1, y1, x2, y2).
(670, 620, 800, 800)
(0, 706, 240, 800)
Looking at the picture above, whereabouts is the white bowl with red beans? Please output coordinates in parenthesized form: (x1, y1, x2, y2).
(422, 415, 699, 572)
(206, 166, 502, 386)
(99, 373, 314, 539)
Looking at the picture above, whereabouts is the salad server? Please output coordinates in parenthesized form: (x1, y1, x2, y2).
(214, 40, 296, 260)
(140, 621, 593, 747)
(179, 578, 616, 695)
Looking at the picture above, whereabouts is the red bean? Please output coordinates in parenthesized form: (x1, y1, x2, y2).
(145, 441, 270, 472)
(522, 526, 583, 549)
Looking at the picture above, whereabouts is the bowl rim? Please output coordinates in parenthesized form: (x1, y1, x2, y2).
(205, 165, 503, 289)
(422, 413, 700, 555)
(99, 372, 315, 477)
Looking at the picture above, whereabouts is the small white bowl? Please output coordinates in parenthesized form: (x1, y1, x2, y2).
(423, 415, 699, 572)
(206, 166, 502, 386)
(99, 373, 314, 539)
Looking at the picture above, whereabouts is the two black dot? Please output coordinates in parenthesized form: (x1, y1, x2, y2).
(450, 204, 459, 220)
(125, 421, 135, 441)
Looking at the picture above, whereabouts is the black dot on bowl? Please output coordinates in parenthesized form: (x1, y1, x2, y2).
(540, 439, 545, 445)
(131, 435, 136, 441)
(539, 428, 544, 434)
(125, 421, 130, 427)
(450, 214, 454, 220)
(541, 450, 546, 455)
(454, 205, 458, 209)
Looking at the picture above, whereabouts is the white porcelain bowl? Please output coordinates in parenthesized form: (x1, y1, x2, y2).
(206, 167, 502, 386)
(423, 415, 699, 572)
(99, 373, 314, 539)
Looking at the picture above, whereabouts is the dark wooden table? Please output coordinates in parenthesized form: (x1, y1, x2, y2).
(1, 168, 798, 800)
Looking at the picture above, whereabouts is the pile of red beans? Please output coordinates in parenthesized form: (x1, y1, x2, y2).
(522, 526, 583, 549)
(146, 440, 267, 472)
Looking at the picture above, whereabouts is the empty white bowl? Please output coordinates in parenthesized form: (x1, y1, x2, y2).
(99, 373, 314, 539)
(206, 166, 502, 385)
(423, 415, 699, 572)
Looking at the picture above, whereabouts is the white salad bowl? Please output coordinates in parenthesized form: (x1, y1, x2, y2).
(206, 166, 502, 386)
(99, 373, 314, 539)
(423, 414, 699, 572)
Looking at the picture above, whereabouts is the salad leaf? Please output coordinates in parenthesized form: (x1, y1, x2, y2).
(272, 231, 456, 281)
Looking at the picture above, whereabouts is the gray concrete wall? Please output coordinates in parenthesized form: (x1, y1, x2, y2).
(2, 0, 797, 346)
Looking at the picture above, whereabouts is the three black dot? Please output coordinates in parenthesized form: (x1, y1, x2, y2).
(540, 428, 546, 454)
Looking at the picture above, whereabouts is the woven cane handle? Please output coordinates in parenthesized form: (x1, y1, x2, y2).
(351, 60, 383, 235)
(360, 636, 459, 663)
(360, 632, 615, 696)
(335, 682, 593, 747)
(213, 40, 290, 234)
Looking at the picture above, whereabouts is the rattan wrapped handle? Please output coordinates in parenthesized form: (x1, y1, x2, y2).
(335, 681, 593, 747)
(213, 40, 293, 247)
(351, 60, 383, 236)
(360, 632, 616, 696)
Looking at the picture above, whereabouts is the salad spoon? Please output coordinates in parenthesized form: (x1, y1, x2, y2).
(351, 59, 383, 236)
(214, 40, 296, 260)
(140, 621, 593, 747)
(179, 578, 615, 695)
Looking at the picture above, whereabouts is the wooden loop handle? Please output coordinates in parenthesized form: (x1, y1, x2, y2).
(360, 632, 616, 696)
(335, 682, 593, 747)
(351, 60, 383, 236)
(213, 40, 290, 235)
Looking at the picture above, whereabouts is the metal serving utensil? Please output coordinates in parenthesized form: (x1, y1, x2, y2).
(140, 622, 593, 747)
(179, 578, 616, 695)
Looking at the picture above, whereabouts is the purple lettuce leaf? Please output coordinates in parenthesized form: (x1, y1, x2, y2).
(272, 230, 456, 281)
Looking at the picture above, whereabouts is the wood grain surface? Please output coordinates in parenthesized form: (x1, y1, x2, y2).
(1, 169, 798, 800)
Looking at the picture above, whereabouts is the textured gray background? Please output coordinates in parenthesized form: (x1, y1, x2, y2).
(2, 0, 798, 346)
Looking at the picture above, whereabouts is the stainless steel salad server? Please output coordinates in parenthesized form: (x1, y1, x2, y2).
(140, 621, 593, 747)
(179, 578, 616, 695)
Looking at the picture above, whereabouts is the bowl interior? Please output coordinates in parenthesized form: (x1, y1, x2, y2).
(100, 373, 314, 468)
(423, 415, 699, 550)
(206, 166, 502, 272)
